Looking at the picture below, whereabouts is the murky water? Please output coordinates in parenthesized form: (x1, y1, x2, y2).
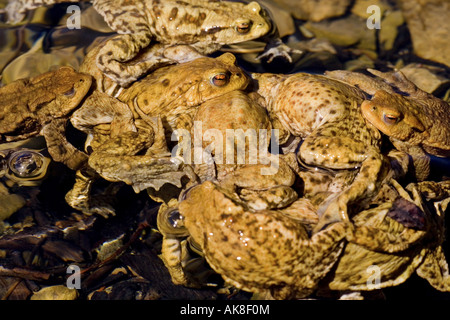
(0, 3, 112, 84)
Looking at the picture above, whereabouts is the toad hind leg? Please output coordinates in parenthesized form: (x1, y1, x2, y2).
(313, 148, 387, 233)
(346, 216, 427, 253)
(96, 33, 171, 87)
(274, 222, 350, 299)
(42, 119, 88, 170)
(298, 119, 385, 233)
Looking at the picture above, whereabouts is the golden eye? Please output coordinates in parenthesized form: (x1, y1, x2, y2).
(236, 22, 251, 34)
(211, 73, 230, 87)
(383, 113, 398, 125)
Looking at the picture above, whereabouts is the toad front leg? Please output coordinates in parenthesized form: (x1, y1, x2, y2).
(42, 118, 88, 170)
(218, 157, 298, 211)
(70, 91, 137, 138)
(157, 202, 216, 288)
(257, 38, 303, 64)
(391, 141, 431, 181)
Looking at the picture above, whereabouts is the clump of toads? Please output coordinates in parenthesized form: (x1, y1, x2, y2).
(1, 0, 450, 299)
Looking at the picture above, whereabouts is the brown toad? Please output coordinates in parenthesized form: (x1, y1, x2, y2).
(66, 54, 249, 215)
(71, 53, 249, 151)
(326, 69, 450, 180)
(6, 0, 272, 87)
(157, 88, 443, 296)
(177, 180, 349, 299)
(320, 180, 450, 296)
(177, 176, 450, 299)
(157, 90, 300, 288)
(0, 66, 92, 170)
(252, 72, 387, 232)
(186, 90, 298, 211)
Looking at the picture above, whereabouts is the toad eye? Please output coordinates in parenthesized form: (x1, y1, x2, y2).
(157, 208, 189, 237)
(8, 150, 46, 178)
(164, 209, 185, 229)
(211, 73, 230, 87)
(63, 87, 76, 97)
(383, 113, 399, 125)
(236, 22, 251, 34)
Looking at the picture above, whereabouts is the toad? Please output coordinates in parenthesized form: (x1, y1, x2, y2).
(157, 90, 301, 288)
(177, 180, 349, 299)
(187, 90, 297, 211)
(65, 54, 250, 215)
(321, 180, 450, 296)
(326, 69, 450, 180)
(175, 175, 450, 299)
(252, 72, 387, 232)
(71, 53, 248, 142)
(0, 66, 92, 170)
(5, 0, 272, 87)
